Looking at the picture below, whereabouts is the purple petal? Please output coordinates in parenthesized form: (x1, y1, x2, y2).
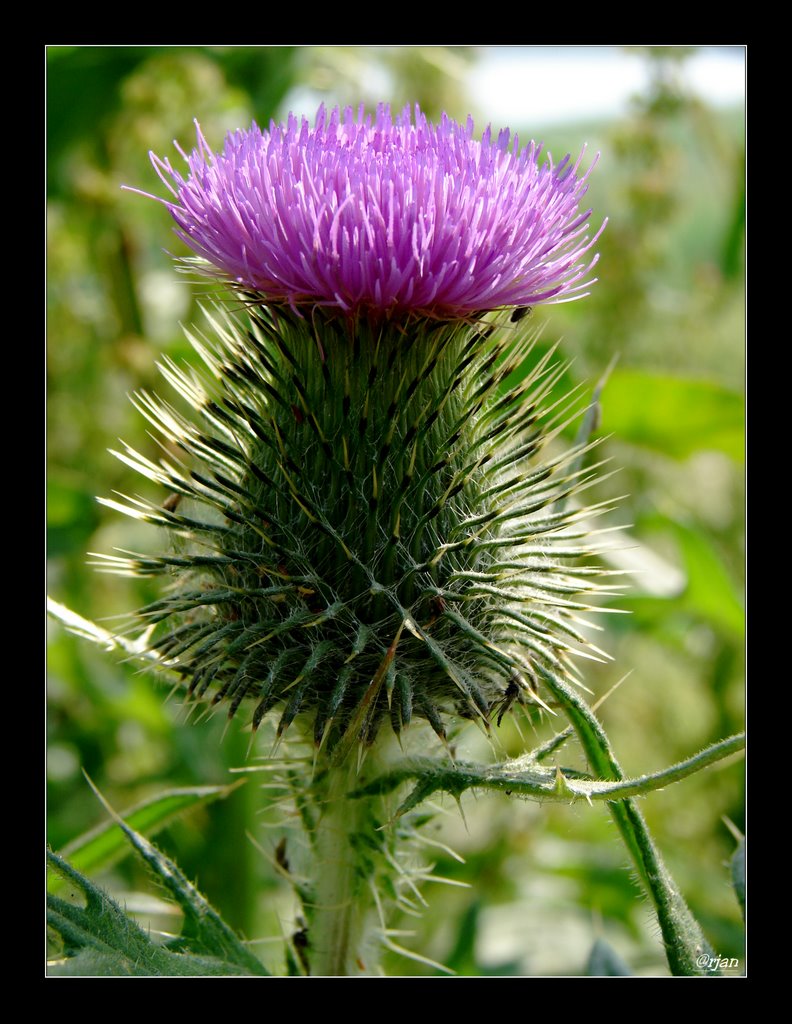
(139, 104, 606, 320)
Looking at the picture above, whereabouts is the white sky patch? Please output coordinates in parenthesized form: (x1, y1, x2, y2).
(471, 46, 745, 129)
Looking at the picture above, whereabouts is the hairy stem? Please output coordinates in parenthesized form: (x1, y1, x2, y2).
(536, 665, 720, 976)
(351, 732, 745, 808)
(306, 749, 385, 977)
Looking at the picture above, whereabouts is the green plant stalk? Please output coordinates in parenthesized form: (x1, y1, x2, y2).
(307, 753, 381, 976)
(537, 665, 719, 976)
(349, 732, 744, 809)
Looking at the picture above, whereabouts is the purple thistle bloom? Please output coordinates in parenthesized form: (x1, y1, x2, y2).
(134, 103, 606, 320)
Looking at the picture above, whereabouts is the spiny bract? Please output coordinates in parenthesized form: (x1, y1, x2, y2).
(96, 303, 618, 753)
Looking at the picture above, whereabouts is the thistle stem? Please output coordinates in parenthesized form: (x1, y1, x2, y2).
(307, 750, 385, 977)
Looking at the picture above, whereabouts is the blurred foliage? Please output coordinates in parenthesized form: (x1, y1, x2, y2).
(47, 46, 744, 976)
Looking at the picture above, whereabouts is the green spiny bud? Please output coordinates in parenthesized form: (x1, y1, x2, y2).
(97, 303, 616, 756)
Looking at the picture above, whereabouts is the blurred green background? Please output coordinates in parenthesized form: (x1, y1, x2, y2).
(46, 45, 745, 976)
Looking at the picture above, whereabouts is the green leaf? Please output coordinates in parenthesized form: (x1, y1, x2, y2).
(586, 937, 632, 976)
(620, 516, 745, 639)
(80, 784, 270, 974)
(49, 782, 245, 894)
(46, 476, 100, 557)
(601, 370, 744, 461)
(669, 519, 745, 637)
(731, 837, 745, 921)
(443, 899, 480, 974)
(47, 851, 263, 977)
(47, 948, 250, 978)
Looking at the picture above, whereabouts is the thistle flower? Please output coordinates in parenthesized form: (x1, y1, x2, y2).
(104, 105, 614, 760)
(89, 104, 619, 978)
(52, 102, 742, 982)
(136, 103, 605, 319)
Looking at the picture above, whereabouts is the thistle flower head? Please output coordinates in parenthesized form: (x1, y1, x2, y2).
(103, 104, 616, 755)
(139, 103, 605, 319)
